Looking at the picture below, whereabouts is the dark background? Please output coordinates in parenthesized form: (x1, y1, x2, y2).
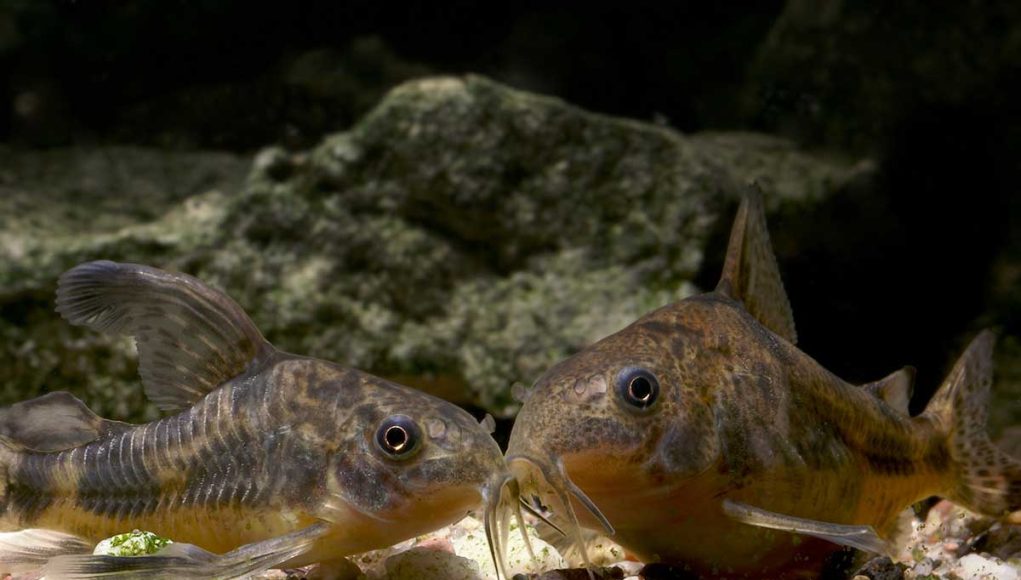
(2, 0, 1020, 413)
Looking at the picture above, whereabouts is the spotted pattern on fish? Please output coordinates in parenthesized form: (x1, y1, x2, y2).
(1, 260, 513, 576)
(507, 192, 1021, 578)
(2, 358, 506, 560)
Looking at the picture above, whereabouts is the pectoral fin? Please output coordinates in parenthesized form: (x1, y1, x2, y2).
(56, 260, 276, 413)
(0, 528, 92, 574)
(0, 392, 131, 452)
(722, 500, 890, 556)
(42, 523, 330, 579)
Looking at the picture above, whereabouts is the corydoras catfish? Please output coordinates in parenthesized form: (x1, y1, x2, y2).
(506, 191, 1021, 578)
(0, 261, 516, 578)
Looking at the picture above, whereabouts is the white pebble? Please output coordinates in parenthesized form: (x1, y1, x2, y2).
(953, 553, 1020, 580)
(910, 558, 933, 576)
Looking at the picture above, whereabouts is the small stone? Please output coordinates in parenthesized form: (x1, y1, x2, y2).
(384, 547, 483, 580)
(853, 555, 906, 580)
(585, 537, 628, 566)
(611, 560, 643, 577)
(910, 558, 933, 577)
(952, 553, 1020, 580)
(416, 537, 456, 553)
(304, 558, 361, 580)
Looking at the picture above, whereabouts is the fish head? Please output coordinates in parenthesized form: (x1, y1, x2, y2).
(505, 301, 724, 551)
(321, 374, 518, 574)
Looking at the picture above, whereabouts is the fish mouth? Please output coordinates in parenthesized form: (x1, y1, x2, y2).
(505, 453, 615, 570)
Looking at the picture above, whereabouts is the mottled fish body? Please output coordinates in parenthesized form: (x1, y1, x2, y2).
(506, 191, 1021, 577)
(0, 261, 511, 578)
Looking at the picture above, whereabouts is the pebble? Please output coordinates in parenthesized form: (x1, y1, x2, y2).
(384, 547, 483, 580)
(853, 555, 906, 580)
(897, 500, 1020, 579)
(954, 553, 1019, 580)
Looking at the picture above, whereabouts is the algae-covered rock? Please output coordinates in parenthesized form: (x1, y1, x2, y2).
(0, 146, 247, 421)
(0, 75, 872, 418)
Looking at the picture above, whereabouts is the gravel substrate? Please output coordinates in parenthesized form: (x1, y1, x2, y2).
(4, 501, 1019, 579)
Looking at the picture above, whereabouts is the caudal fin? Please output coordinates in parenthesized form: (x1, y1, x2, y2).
(922, 330, 1021, 522)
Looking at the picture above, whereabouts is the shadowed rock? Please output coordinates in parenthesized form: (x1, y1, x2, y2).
(0, 75, 873, 419)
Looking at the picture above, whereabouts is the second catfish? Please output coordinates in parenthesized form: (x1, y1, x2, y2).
(507, 191, 1021, 578)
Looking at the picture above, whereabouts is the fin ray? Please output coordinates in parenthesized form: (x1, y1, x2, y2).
(922, 330, 1021, 520)
(722, 500, 890, 555)
(0, 529, 92, 574)
(56, 261, 274, 413)
(42, 522, 329, 579)
(715, 186, 797, 344)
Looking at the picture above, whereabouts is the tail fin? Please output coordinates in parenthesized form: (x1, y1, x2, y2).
(922, 330, 1021, 522)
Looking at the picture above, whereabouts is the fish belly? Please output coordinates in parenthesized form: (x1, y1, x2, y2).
(26, 495, 319, 554)
(578, 463, 937, 577)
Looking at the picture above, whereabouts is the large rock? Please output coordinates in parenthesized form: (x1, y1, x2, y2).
(0, 146, 248, 420)
(0, 75, 873, 419)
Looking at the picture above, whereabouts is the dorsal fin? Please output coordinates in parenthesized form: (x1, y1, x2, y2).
(0, 392, 131, 452)
(861, 367, 915, 415)
(56, 261, 275, 413)
(715, 187, 797, 344)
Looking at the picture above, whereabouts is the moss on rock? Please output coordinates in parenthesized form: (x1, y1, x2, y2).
(0, 76, 872, 418)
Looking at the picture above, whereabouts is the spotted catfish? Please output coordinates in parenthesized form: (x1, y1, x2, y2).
(506, 191, 1021, 578)
(0, 261, 514, 578)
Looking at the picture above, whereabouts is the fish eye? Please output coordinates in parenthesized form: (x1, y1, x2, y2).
(375, 414, 422, 459)
(616, 367, 660, 411)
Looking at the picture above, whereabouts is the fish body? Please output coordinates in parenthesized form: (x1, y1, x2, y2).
(0, 261, 509, 577)
(507, 191, 1021, 577)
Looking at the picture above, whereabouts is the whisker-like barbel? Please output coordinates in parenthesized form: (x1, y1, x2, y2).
(506, 454, 614, 576)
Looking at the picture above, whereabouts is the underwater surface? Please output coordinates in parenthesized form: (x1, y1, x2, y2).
(1, 2, 1020, 579)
